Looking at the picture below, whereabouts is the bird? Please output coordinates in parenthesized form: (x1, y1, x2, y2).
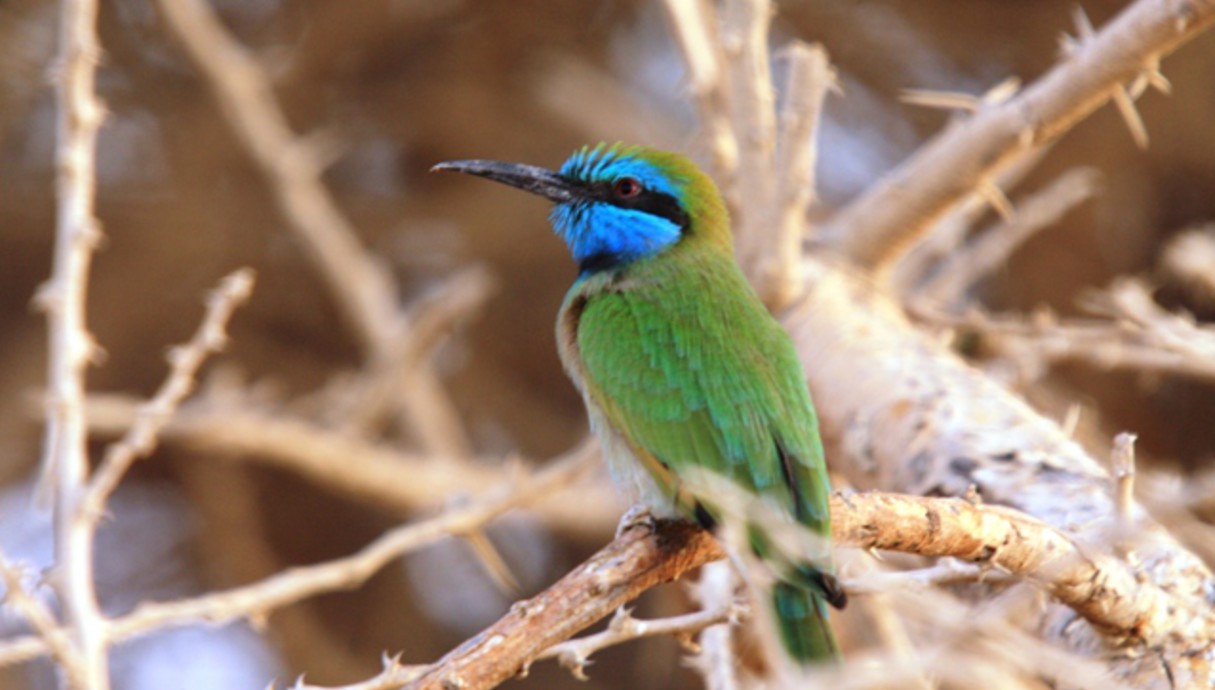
(432, 143, 845, 663)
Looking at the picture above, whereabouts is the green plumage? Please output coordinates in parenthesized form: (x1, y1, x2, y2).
(565, 230, 839, 662)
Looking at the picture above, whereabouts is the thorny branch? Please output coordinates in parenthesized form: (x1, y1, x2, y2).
(268, 489, 1210, 690)
(155, 0, 472, 456)
(825, 0, 1215, 271)
(0, 447, 598, 670)
(81, 269, 255, 526)
(40, 0, 107, 686)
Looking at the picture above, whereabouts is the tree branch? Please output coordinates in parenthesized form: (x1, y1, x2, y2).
(784, 259, 1215, 687)
(41, 0, 107, 685)
(0, 447, 596, 670)
(81, 398, 619, 540)
(289, 487, 1207, 690)
(401, 520, 723, 690)
(81, 268, 255, 526)
(826, 0, 1215, 271)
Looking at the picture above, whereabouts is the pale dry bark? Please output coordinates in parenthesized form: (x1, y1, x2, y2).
(41, 0, 107, 686)
(783, 260, 1215, 688)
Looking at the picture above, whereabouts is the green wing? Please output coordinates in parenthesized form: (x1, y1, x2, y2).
(575, 254, 832, 548)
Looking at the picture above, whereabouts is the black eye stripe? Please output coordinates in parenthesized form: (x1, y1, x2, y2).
(583, 181, 690, 230)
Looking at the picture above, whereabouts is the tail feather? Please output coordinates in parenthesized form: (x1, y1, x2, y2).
(772, 582, 839, 663)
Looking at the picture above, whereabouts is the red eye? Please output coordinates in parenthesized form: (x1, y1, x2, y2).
(613, 177, 642, 199)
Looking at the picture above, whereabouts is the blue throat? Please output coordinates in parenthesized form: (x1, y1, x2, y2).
(551, 203, 682, 274)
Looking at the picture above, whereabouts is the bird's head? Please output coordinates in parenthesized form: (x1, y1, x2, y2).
(433, 143, 729, 274)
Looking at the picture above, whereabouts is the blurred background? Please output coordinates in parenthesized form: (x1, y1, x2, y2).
(1, 1, 1213, 688)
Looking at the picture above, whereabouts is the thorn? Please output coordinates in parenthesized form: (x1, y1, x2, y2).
(676, 631, 701, 653)
(899, 89, 980, 112)
(1061, 404, 1082, 438)
(248, 610, 270, 632)
(557, 649, 591, 681)
(607, 606, 634, 632)
(982, 77, 1021, 106)
(462, 528, 521, 595)
(381, 650, 403, 671)
(30, 281, 59, 314)
(977, 179, 1014, 221)
(1112, 85, 1149, 149)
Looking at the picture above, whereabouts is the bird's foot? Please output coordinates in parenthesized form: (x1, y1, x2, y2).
(616, 504, 658, 537)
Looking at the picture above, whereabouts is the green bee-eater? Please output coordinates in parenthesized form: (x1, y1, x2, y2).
(433, 143, 845, 662)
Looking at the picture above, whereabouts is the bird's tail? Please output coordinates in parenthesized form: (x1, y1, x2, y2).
(772, 582, 839, 663)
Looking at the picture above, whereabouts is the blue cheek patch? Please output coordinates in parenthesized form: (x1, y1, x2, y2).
(551, 202, 681, 269)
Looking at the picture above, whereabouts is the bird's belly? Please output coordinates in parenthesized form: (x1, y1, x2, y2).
(585, 400, 679, 518)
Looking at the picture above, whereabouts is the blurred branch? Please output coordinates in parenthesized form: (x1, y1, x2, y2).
(685, 562, 741, 690)
(663, 2, 838, 310)
(81, 268, 255, 524)
(0, 550, 88, 688)
(81, 397, 618, 539)
(915, 168, 1100, 308)
(155, 0, 471, 456)
(1160, 224, 1215, 304)
(154, 0, 397, 355)
(826, 0, 1215, 272)
(39, 0, 107, 685)
(842, 560, 1013, 596)
(761, 43, 834, 308)
(891, 145, 1052, 295)
(1090, 277, 1215, 363)
(0, 448, 596, 670)
(720, 0, 776, 271)
(913, 302, 1215, 385)
(331, 266, 493, 440)
(658, 0, 738, 193)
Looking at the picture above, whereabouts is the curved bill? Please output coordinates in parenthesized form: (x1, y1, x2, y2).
(431, 160, 580, 204)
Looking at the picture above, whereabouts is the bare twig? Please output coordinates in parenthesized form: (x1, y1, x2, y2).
(81, 397, 618, 539)
(333, 266, 493, 442)
(842, 560, 1013, 596)
(720, 0, 777, 272)
(0, 448, 596, 670)
(916, 168, 1100, 307)
(402, 520, 724, 690)
(1112, 432, 1138, 536)
(155, 0, 472, 456)
(759, 42, 834, 308)
(0, 551, 88, 688)
(658, 0, 738, 195)
(826, 0, 1215, 271)
(686, 561, 741, 690)
(540, 602, 742, 681)
(912, 304, 1215, 385)
(40, 0, 107, 685)
(82, 268, 255, 524)
(1160, 225, 1215, 304)
(154, 0, 396, 355)
(1089, 278, 1215, 363)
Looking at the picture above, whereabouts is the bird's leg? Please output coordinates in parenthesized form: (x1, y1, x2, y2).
(616, 504, 658, 538)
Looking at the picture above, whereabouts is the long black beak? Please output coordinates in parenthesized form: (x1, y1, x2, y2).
(431, 160, 580, 204)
